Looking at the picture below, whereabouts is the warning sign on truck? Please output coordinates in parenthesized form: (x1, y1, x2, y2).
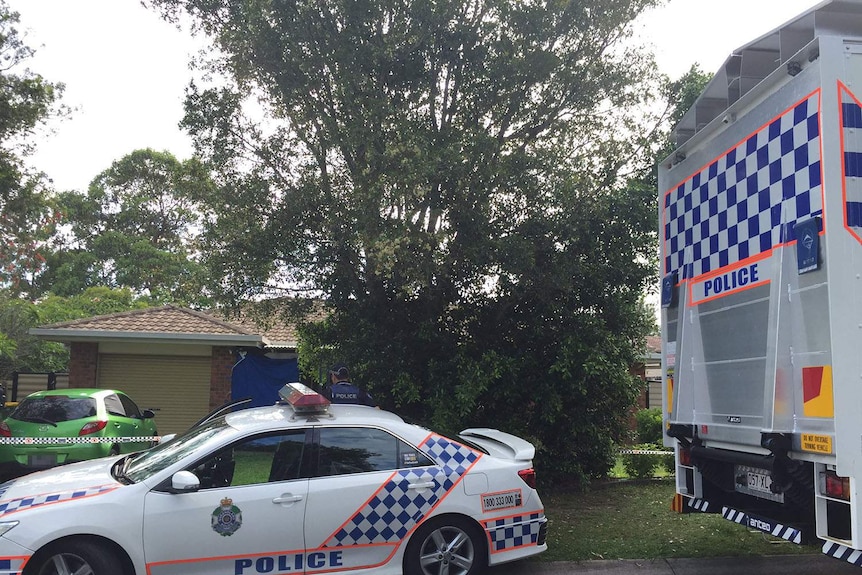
(800, 434, 832, 454)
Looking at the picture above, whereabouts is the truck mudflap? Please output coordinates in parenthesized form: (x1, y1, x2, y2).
(722, 507, 804, 544)
(684, 498, 808, 544)
(823, 541, 862, 567)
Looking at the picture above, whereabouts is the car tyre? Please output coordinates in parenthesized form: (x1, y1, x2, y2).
(108, 444, 120, 456)
(403, 516, 486, 575)
(27, 539, 124, 575)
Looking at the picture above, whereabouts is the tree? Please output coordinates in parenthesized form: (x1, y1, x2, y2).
(39, 149, 213, 306)
(0, 1, 66, 298)
(152, 0, 663, 484)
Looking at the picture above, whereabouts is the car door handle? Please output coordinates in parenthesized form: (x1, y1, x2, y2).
(272, 494, 304, 504)
(408, 481, 435, 490)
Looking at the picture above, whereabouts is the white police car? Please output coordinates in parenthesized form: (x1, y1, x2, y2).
(0, 383, 547, 575)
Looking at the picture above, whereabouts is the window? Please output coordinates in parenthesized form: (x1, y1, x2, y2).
(316, 427, 433, 478)
(103, 394, 126, 417)
(13, 396, 97, 422)
(189, 429, 308, 489)
(117, 393, 142, 418)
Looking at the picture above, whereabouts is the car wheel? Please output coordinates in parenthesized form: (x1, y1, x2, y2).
(27, 540, 124, 575)
(108, 444, 120, 456)
(404, 516, 486, 575)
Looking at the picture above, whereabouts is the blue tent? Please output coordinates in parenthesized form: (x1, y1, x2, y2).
(231, 353, 300, 408)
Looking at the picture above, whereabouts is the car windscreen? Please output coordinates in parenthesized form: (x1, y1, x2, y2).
(11, 396, 97, 423)
(123, 417, 235, 482)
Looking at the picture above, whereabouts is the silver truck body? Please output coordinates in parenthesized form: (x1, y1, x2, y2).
(659, 0, 862, 564)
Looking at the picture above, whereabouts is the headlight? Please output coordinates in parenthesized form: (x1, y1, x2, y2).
(0, 521, 18, 537)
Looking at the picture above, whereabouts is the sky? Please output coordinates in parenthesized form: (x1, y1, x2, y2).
(7, 0, 822, 193)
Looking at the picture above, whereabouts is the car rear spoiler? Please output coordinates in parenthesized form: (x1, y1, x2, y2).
(458, 428, 535, 461)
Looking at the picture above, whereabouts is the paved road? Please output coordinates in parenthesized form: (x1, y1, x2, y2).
(488, 554, 861, 574)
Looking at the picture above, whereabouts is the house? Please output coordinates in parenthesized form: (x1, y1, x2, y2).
(632, 335, 662, 410)
(30, 304, 662, 434)
(28, 305, 320, 435)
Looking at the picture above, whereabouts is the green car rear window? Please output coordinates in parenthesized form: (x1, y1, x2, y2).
(12, 397, 97, 423)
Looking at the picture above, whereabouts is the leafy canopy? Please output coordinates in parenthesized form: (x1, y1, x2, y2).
(41, 149, 213, 306)
(0, 0, 66, 297)
(151, 0, 663, 484)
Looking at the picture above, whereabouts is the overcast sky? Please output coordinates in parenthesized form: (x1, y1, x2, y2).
(8, 0, 821, 192)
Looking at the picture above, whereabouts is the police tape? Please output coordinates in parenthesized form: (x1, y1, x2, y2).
(618, 449, 673, 455)
(0, 436, 161, 445)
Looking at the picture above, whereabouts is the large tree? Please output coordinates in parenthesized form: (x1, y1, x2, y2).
(40, 149, 212, 306)
(0, 1, 66, 298)
(152, 0, 663, 483)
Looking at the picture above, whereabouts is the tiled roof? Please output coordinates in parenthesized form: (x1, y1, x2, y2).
(208, 302, 330, 348)
(32, 302, 328, 349)
(38, 305, 252, 335)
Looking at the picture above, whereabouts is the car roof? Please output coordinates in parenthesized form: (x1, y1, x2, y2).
(223, 402, 412, 433)
(23, 388, 118, 400)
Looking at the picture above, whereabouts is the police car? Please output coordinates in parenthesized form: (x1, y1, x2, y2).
(0, 383, 547, 575)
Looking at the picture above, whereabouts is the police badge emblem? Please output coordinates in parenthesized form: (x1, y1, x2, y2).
(211, 497, 243, 536)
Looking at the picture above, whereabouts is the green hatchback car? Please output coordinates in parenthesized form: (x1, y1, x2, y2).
(0, 388, 158, 479)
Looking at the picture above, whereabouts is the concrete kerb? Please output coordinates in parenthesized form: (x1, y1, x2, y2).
(489, 554, 862, 574)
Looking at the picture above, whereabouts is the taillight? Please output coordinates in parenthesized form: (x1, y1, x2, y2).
(679, 447, 692, 467)
(518, 468, 537, 489)
(79, 420, 107, 436)
(821, 470, 851, 501)
(0, 422, 10, 438)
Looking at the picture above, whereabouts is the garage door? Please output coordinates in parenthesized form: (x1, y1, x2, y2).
(98, 354, 211, 435)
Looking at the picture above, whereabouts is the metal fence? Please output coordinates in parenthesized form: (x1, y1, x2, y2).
(1, 372, 69, 403)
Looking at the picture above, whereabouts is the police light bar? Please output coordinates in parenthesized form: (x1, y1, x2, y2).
(278, 382, 330, 414)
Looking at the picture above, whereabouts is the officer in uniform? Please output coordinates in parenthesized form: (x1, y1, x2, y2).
(322, 365, 377, 407)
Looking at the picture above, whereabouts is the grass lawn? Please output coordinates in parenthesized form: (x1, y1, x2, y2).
(535, 478, 818, 562)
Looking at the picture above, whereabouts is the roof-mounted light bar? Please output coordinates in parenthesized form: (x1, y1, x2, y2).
(278, 382, 330, 415)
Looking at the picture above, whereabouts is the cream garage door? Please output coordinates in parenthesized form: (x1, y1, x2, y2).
(98, 354, 211, 435)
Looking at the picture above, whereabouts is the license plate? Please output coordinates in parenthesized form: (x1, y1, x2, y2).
(746, 470, 772, 494)
(735, 464, 783, 502)
(27, 454, 56, 467)
(481, 489, 523, 512)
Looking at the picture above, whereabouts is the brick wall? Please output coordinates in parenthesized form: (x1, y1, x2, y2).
(68, 342, 99, 388)
(209, 347, 236, 410)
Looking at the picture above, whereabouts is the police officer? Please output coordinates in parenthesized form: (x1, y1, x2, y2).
(322, 365, 377, 407)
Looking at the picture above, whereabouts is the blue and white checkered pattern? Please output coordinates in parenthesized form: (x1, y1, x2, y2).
(663, 91, 822, 279)
(485, 512, 544, 552)
(325, 435, 479, 547)
(0, 557, 25, 575)
(0, 484, 118, 518)
(841, 85, 862, 237)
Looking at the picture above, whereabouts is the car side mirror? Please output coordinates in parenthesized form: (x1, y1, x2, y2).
(169, 470, 200, 493)
(141, 409, 156, 419)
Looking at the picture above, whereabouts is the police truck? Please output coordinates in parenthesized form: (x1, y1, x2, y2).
(660, 0, 862, 566)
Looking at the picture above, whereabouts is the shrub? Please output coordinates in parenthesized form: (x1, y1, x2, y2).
(634, 407, 663, 444)
(621, 443, 666, 479)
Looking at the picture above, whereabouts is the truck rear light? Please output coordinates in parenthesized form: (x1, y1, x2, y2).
(679, 447, 692, 467)
(518, 468, 537, 489)
(79, 420, 107, 436)
(820, 471, 851, 501)
(0, 422, 10, 438)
